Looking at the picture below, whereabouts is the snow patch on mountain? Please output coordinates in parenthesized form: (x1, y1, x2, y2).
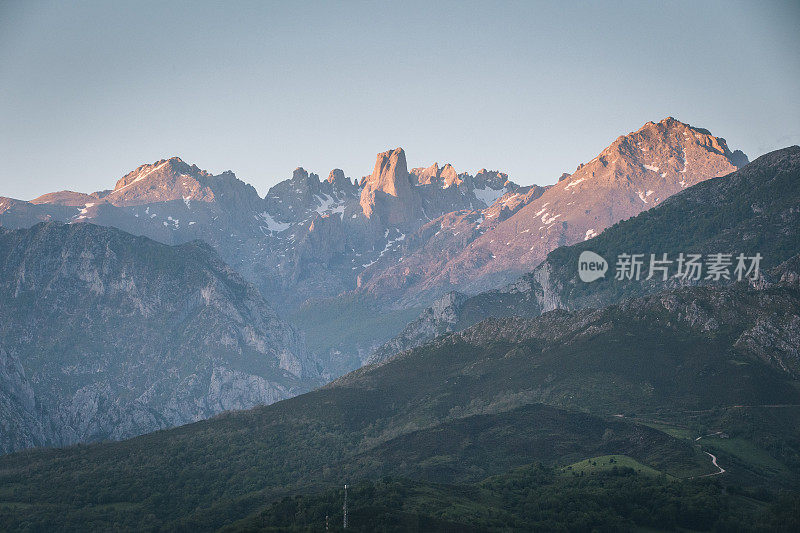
(113, 161, 169, 193)
(473, 186, 506, 207)
(564, 178, 584, 190)
(259, 212, 291, 232)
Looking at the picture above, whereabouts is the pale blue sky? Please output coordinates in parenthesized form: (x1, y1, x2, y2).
(1, 0, 798, 199)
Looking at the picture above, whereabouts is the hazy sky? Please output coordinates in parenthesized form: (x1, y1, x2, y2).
(1, 0, 799, 200)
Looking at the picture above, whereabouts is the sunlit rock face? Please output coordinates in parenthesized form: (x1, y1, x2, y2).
(371, 146, 798, 365)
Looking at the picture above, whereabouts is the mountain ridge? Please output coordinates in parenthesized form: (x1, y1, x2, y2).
(369, 145, 797, 364)
(0, 221, 316, 453)
(0, 118, 750, 376)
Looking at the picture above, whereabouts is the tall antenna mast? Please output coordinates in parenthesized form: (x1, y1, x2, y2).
(343, 484, 348, 529)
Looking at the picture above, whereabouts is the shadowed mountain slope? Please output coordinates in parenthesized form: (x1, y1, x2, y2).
(0, 222, 314, 453)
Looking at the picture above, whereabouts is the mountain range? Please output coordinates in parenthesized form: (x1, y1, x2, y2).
(0, 118, 749, 374)
(1, 245, 797, 530)
(0, 123, 798, 530)
(370, 145, 800, 363)
(0, 118, 757, 453)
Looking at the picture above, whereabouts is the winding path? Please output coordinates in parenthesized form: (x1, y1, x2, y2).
(690, 433, 726, 478)
(699, 452, 725, 476)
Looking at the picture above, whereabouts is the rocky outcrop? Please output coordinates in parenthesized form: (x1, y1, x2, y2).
(360, 148, 421, 226)
(412, 162, 461, 188)
(450, 281, 800, 380)
(0, 222, 316, 453)
(367, 291, 469, 364)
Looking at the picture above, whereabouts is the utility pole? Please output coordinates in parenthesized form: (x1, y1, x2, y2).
(343, 484, 348, 529)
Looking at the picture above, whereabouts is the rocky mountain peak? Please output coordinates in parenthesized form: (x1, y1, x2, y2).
(291, 167, 322, 188)
(411, 162, 463, 189)
(439, 164, 461, 188)
(473, 169, 511, 189)
(30, 190, 97, 206)
(359, 148, 420, 223)
(364, 147, 411, 197)
(325, 168, 356, 193)
(285, 168, 323, 199)
(412, 162, 441, 185)
(112, 157, 198, 189)
(412, 162, 462, 189)
(567, 117, 748, 192)
(105, 157, 216, 206)
(326, 168, 345, 185)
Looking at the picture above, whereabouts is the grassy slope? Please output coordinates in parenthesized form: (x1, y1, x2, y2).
(563, 455, 665, 477)
(227, 465, 800, 532)
(0, 398, 709, 531)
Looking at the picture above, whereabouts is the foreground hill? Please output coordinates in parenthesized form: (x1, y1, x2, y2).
(0, 264, 797, 530)
(371, 145, 799, 363)
(0, 223, 315, 453)
(237, 465, 799, 532)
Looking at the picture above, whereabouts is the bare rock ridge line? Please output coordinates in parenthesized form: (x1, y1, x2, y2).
(0, 117, 749, 372)
(0, 118, 746, 314)
(0, 144, 520, 308)
(369, 145, 798, 365)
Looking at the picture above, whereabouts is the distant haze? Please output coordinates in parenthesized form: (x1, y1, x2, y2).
(1, 0, 798, 200)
